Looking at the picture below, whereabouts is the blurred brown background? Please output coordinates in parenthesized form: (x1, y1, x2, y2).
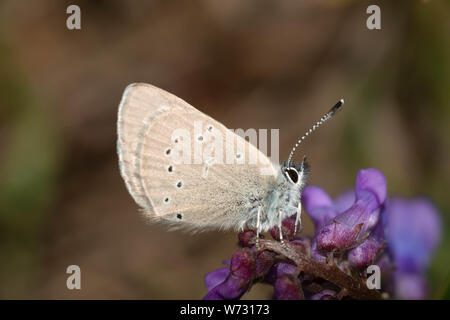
(0, 0, 449, 299)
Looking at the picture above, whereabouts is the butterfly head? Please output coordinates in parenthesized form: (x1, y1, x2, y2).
(263, 99, 344, 230)
(281, 158, 309, 187)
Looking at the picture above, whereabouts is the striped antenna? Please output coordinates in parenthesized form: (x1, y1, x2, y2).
(287, 99, 344, 167)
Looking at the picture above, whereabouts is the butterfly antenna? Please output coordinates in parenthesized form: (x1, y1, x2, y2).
(287, 99, 344, 167)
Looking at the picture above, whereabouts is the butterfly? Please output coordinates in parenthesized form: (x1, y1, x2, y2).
(117, 83, 343, 241)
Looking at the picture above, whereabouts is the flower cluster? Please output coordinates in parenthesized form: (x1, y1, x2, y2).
(204, 168, 442, 300)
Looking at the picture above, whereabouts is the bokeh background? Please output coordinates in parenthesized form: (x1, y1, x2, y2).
(0, 0, 449, 299)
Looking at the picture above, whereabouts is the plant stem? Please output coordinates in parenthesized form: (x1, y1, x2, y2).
(259, 239, 382, 300)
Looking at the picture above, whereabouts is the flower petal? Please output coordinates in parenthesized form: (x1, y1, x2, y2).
(394, 272, 428, 300)
(315, 169, 386, 252)
(348, 237, 383, 269)
(317, 199, 380, 251)
(355, 168, 387, 208)
(205, 267, 229, 291)
(316, 219, 364, 251)
(302, 186, 334, 213)
(333, 189, 355, 213)
(348, 212, 386, 269)
(255, 251, 276, 278)
(273, 274, 304, 300)
(302, 186, 338, 228)
(265, 262, 297, 285)
(203, 274, 249, 300)
(310, 239, 326, 263)
(386, 197, 442, 272)
(230, 248, 256, 280)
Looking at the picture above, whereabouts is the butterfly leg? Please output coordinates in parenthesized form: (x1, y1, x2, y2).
(254, 206, 262, 249)
(294, 198, 302, 236)
(278, 211, 286, 246)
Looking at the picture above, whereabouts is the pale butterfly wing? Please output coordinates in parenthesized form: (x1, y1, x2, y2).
(118, 83, 190, 210)
(117, 83, 278, 231)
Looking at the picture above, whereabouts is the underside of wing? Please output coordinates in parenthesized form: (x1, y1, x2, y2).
(117, 83, 189, 210)
(117, 83, 278, 231)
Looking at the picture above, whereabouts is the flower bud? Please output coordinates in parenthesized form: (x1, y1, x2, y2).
(230, 248, 256, 281)
(348, 218, 385, 269)
(273, 274, 304, 300)
(348, 237, 383, 269)
(238, 229, 256, 247)
(255, 250, 276, 278)
(316, 168, 386, 252)
(204, 249, 256, 300)
(203, 274, 249, 300)
(265, 262, 297, 285)
(269, 215, 296, 241)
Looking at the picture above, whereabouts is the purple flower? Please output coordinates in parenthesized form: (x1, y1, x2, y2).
(264, 262, 297, 285)
(311, 289, 337, 300)
(385, 197, 441, 299)
(310, 239, 327, 263)
(393, 272, 429, 300)
(333, 190, 356, 213)
(255, 250, 276, 278)
(302, 186, 338, 229)
(348, 209, 386, 269)
(203, 274, 248, 300)
(203, 168, 442, 300)
(315, 168, 386, 252)
(386, 198, 441, 272)
(273, 274, 304, 300)
(238, 230, 256, 247)
(205, 266, 229, 291)
(203, 248, 255, 300)
(269, 215, 297, 241)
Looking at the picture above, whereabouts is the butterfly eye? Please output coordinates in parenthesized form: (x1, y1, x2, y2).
(284, 168, 299, 184)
